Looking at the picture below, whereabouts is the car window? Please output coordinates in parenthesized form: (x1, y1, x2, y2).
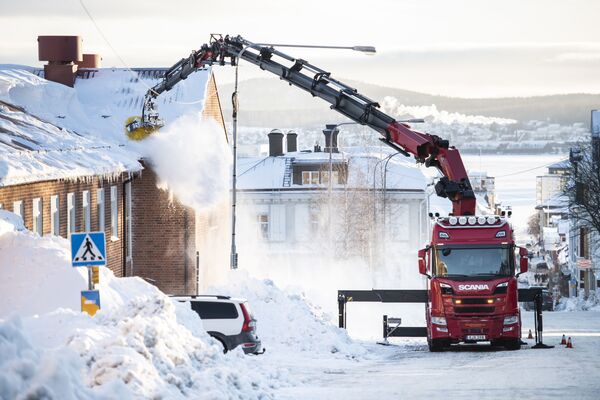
(190, 301, 239, 319)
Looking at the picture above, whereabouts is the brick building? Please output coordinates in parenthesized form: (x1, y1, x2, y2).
(0, 36, 229, 295)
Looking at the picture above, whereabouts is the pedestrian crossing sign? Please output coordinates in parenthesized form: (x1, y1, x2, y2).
(71, 232, 106, 267)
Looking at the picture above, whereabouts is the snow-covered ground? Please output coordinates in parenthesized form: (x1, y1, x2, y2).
(274, 311, 600, 399)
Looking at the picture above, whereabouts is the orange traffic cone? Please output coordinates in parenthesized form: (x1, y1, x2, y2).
(560, 334, 567, 345)
(528, 329, 533, 339)
(566, 337, 573, 348)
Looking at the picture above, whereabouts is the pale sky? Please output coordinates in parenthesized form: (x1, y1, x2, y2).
(1, 0, 599, 97)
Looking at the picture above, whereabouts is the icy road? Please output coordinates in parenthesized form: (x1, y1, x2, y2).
(274, 311, 600, 399)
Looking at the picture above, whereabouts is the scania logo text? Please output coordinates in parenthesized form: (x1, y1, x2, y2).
(458, 284, 490, 291)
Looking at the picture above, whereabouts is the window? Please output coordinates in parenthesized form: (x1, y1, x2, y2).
(309, 206, 320, 233)
(125, 182, 132, 260)
(13, 200, 23, 220)
(321, 171, 339, 185)
(110, 186, 118, 239)
(67, 193, 76, 237)
(82, 190, 91, 232)
(50, 195, 60, 236)
(32, 198, 42, 235)
(96, 188, 105, 231)
(302, 171, 320, 185)
(190, 301, 238, 319)
(258, 214, 269, 239)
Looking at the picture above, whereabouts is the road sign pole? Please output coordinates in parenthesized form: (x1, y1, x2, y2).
(87, 266, 94, 290)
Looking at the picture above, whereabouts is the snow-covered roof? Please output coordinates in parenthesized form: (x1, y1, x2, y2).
(0, 100, 141, 186)
(0, 65, 213, 185)
(238, 146, 426, 191)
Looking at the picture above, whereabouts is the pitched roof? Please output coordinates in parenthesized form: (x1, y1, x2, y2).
(0, 65, 213, 186)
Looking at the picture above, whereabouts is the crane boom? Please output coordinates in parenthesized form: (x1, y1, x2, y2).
(127, 34, 476, 216)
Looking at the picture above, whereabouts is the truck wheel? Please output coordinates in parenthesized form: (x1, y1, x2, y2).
(428, 339, 446, 352)
(504, 339, 521, 350)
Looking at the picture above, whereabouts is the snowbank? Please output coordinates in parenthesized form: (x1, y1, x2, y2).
(211, 272, 368, 358)
(0, 212, 276, 399)
(556, 291, 600, 312)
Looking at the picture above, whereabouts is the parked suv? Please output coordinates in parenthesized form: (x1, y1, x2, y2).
(173, 295, 263, 354)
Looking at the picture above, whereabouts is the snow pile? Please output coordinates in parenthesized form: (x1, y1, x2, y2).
(0, 211, 276, 399)
(141, 114, 231, 210)
(556, 291, 600, 312)
(211, 272, 367, 358)
(381, 97, 517, 125)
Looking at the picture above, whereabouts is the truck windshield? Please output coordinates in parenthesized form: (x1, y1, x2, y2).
(433, 245, 513, 278)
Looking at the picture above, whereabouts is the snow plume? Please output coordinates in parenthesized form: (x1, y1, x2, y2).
(216, 199, 427, 342)
(0, 211, 275, 399)
(381, 96, 517, 125)
(140, 114, 231, 210)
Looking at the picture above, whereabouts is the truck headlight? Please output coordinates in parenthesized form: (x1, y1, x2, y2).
(431, 316, 447, 326)
(503, 315, 518, 325)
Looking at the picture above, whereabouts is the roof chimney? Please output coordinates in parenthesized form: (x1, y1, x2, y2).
(268, 129, 284, 157)
(323, 126, 339, 153)
(286, 131, 297, 153)
(76, 53, 102, 68)
(38, 35, 82, 87)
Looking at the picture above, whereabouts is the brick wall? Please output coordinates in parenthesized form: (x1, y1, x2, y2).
(0, 174, 128, 276)
(130, 164, 197, 295)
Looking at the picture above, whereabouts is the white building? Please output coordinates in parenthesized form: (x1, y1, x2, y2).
(235, 129, 430, 272)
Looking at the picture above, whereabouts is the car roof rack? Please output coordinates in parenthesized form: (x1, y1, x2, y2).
(169, 294, 232, 300)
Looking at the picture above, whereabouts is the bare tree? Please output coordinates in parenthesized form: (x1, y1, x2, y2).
(565, 145, 600, 237)
(527, 213, 541, 238)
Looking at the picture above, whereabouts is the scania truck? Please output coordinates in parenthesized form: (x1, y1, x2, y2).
(419, 215, 528, 350)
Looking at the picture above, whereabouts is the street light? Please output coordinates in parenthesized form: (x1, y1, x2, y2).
(229, 41, 377, 270)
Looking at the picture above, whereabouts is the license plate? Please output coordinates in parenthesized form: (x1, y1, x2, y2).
(466, 335, 486, 341)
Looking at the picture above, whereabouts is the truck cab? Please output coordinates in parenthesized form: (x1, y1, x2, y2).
(419, 215, 528, 351)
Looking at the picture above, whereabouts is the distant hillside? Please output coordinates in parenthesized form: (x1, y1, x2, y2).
(217, 77, 599, 128)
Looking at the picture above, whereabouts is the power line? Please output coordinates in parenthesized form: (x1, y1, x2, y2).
(78, 0, 207, 106)
(494, 158, 569, 178)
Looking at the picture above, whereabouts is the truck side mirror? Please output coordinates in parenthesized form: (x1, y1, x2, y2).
(518, 246, 528, 274)
(418, 249, 430, 278)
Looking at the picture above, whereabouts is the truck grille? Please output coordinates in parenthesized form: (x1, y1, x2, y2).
(454, 306, 495, 314)
(458, 298, 489, 305)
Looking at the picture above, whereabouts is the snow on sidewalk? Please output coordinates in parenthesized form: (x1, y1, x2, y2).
(0, 210, 279, 399)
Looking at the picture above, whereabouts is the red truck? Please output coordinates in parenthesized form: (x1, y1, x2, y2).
(419, 215, 529, 351)
(127, 34, 530, 351)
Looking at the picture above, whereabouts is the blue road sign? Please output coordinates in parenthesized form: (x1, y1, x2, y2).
(71, 232, 106, 267)
(81, 290, 101, 316)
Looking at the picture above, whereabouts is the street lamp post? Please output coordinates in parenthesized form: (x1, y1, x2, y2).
(229, 41, 376, 270)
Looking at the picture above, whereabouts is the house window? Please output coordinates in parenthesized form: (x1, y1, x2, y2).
(309, 206, 319, 233)
(67, 193, 76, 237)
(13, 200, 23, 220)
(110, 186, 118, 239)
(82, 190, 91, 232)
(321, 170, 339, 185)
(258, 214, 269, 239)
(96, 188, 105, 231)
(302, 171, 320, 185)
(32, 198, 42, 235)
(50, 195, 60, 236)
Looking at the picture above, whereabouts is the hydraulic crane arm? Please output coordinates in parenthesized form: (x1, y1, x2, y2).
(130, 34, 476, 216)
